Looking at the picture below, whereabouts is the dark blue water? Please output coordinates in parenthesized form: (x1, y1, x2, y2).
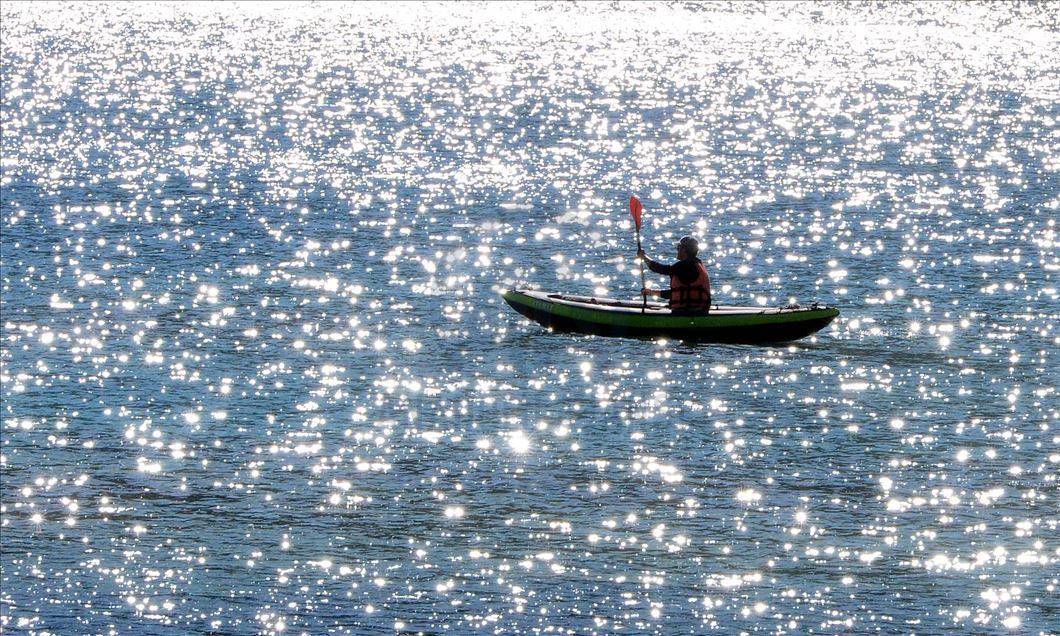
(2, 3, 1058, 634)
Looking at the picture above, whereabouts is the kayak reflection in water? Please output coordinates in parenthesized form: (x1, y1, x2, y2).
(638, 235, 713, 316)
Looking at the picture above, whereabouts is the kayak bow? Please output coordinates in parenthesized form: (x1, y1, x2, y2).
(502, 289, 838, 344)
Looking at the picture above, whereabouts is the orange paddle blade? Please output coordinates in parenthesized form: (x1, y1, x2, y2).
(629, 196, 643, 231)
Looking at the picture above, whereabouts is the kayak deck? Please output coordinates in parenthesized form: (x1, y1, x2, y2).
(503, 289, 839, 344)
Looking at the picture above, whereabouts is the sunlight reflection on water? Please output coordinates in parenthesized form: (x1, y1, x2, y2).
(2, 1, 1059, 634)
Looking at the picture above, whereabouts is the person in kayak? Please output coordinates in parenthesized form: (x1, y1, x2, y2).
(638, 235, 712, 315)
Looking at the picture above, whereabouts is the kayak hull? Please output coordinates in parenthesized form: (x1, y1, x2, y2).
(503, 289, 839, 344)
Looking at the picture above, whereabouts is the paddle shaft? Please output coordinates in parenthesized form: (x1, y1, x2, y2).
(635, 228, 647, 312)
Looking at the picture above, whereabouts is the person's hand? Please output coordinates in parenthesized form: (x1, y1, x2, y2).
(636, 248, 646, 261)
(640, 287, 653, 297)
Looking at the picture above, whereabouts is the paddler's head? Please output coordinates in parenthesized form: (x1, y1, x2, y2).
(676, 235, 699, 259)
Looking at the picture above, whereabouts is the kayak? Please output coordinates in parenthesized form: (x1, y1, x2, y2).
(502, 289, 839, 343)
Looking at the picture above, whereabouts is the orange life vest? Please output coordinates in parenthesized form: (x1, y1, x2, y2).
(670, 259, 711, 311)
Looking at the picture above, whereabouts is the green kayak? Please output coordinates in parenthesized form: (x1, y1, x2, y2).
(502, 289, 839, 344)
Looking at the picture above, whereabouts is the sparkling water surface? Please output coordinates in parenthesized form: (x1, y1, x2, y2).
(2, 2, 1059, 634)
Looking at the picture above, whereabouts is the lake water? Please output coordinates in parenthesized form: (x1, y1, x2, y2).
(2, 2, 1058, 634)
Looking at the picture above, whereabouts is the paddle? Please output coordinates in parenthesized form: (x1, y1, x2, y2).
(629, 196, 647, 312)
